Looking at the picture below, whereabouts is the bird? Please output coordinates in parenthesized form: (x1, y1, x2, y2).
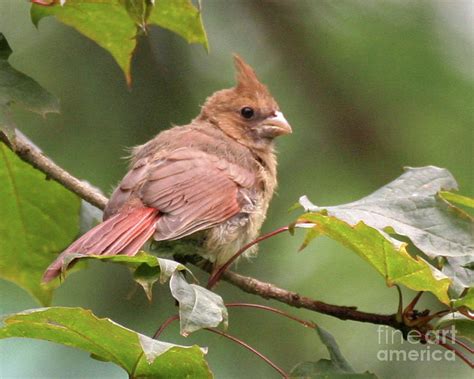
(42, 55, 292, 283)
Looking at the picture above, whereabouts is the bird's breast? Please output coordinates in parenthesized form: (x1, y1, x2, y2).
(203, 163, 275, 267)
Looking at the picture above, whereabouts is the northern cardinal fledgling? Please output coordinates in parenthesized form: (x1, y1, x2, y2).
(43, 55, 291, 282)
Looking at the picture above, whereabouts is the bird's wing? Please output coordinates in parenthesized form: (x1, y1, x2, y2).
(108, 147, 256, 241)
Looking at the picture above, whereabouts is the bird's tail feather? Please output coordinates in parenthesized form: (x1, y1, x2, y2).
(42, 207, 160, 283)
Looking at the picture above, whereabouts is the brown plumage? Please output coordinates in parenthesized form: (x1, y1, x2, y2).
(43, 55, 292, 282)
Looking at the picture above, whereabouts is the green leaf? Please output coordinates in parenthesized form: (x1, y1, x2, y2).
(290, 361, 377, 378)
(0, 146, 80, 305)
(56, 252, 227, 334)
(54, 252, 227, 335)
(0, 307, 212, 378)
(441, 255, 473, 298)
(67, 251, 187, 279)
(148, 0, 208, 49)
(133, 263, 162, 301)
(59, 252, 190, 301)
(170, 271, 228, 336)
(291, 360, 337, 377)
(31, 0, 138, 85)
(290, 326, 377, 378)
(296, 213, 451, 304)
(453, 287, 474, 311)
(439, 191, 474, 209)
(31, 0, 208, 85)
(316, 326, 354, 372)
(133, 254, 194, 301)
(120, 0, 154, 30)
(435, 312, 474, 343)
(0, 33, 59, 134)
(300, 166, 473, 259)
(298, 226, 321, 252)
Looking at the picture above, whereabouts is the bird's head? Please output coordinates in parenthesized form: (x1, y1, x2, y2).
(199, 55, 292, 151)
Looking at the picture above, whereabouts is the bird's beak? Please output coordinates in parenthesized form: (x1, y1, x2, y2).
(260, 111, 292, 138)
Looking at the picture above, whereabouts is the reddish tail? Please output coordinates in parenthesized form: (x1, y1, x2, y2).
(43, 207, 160, 283)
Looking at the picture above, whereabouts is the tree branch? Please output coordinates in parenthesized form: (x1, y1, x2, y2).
(0, 131, 107, 210)
(218, 269, 401, 329)
(0, 130, 403, 331)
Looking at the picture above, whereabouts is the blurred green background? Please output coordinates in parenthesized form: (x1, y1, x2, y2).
(1, 0, 472, 378)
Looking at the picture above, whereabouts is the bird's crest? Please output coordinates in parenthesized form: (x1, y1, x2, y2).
(233, 54, 268, 95)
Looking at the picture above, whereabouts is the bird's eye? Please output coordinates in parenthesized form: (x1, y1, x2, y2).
(240, 107, 255, 119)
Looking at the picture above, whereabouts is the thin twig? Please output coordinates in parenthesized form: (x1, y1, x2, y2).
(438, 341, 474, 368)
(207, 226, 290, 288)
(226, 302, 317, 329)
(444, 334, 474, 354)
(153, 314, 180, 339)
(152, 312, 290, 377)
(205, 327, 289, 378)
(133, 314, 179, 378)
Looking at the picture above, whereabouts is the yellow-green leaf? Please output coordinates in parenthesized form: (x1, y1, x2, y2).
(439, 191, 474, 209)
(297, 212, 451, 304)
(0, 146, 80, 305)
(453, 288, 474, 311)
